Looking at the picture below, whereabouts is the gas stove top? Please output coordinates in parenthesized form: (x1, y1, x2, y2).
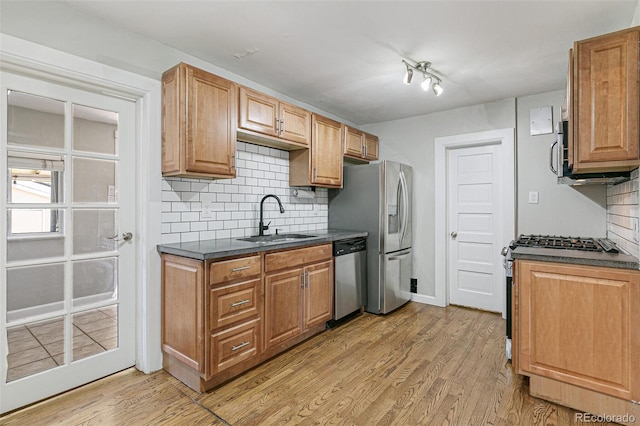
(510, 234, 618, 253)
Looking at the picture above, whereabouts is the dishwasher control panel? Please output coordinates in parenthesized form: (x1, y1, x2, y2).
(333, 238, 367, 256)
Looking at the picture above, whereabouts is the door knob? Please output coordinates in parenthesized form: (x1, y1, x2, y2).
(108, 232, 133, 242)
(450, 231, 457, 239)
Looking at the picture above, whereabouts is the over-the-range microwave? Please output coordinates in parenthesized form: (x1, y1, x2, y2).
(550, 121, 630, 186)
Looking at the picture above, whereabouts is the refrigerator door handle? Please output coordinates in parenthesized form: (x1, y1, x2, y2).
(399, 171, 409, 244)
(388, 252, 411, 261)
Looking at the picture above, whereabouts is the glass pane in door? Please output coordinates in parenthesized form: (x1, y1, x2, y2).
(72, 305, 118, 362)
(72, 257, 117, 307)
(8, 91, 64, 149)
(73, 104, 118, 155)
(72, 158, 117, 203)
(6, 316, 65, 382)
(72, 209, 117, 254)
(6, 263, 64, 322)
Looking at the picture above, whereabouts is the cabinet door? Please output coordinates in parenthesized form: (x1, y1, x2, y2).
(344, 126, 364, 158)
(161, 255, 204, 373)
(264, 268, 304, 349)
(304, 260, 333, 329)
(186, 66, 237, 176)
(364, 133, 379, 161)
(574, 29, 639, 170)
(162, 65, 181, 174)
(279, 101, 311, 146)
(238, 87, 279, 137)
(517, 260, 640, 401)
(311, 114, 343, 187)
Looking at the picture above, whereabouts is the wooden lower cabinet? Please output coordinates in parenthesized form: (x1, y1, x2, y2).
(515, 260, 640, 402)
(161, 244, 333, 392)
(264, 246, 333, 351)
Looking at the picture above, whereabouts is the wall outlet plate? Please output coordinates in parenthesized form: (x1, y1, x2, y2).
(528, 191, 539, 204)
(201, 200, 214, 220)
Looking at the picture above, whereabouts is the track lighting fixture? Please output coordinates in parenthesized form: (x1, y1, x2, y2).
(402, 59, 444, 96)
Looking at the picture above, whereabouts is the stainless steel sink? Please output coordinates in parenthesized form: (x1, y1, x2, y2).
(237, 233, 317, 243)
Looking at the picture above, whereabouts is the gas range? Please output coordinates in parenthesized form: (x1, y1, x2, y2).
(509, 234, 618, 253)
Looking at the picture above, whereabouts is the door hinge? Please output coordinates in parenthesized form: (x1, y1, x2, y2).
(114, 130, 119, 139)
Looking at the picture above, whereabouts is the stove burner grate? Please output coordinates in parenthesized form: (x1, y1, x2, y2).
(510, 235, 605, 252)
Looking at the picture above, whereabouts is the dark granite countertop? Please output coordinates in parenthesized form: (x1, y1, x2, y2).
(511, 246, 639, 270)
(157, 229, 368, 261)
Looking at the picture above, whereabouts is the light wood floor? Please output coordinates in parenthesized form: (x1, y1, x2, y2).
(1, 302, 619, 425)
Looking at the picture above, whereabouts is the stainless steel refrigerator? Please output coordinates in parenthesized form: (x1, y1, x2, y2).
(329, 160, 412, 314)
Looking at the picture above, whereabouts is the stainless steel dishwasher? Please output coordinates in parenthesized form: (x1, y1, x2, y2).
(332, 237, 367, 323)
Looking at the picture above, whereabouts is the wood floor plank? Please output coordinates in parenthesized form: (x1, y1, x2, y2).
(2, 302, 622, 425)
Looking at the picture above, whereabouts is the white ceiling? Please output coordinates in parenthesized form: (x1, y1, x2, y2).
(1, 1, 638, 125)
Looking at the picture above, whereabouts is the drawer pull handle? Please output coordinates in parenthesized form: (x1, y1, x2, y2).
(232, 341, 250, 351)
(231, 299, 250, 307)
(232, 266, 250, 272)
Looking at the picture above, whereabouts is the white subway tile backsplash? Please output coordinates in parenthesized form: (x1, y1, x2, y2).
(171, 222, 190, 233)
(181, 212, 200, 222)
(161, 142, 329, 243)
(606, 170, 639, 260)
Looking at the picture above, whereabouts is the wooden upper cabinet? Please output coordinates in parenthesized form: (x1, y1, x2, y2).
(279, 102, 311, 145)
(162, 63, 237, 178)
(238, 87, 279, 137)
(289, 114, 344, 188)
(363, 132, 379, 161)
(516, 260, 640, 402)
(311, 114, 344, 187)
(344, 126, 379, 162)
(344, 126, 365, 158)
(238, 87, 311, 147)
(572, 27, 640, 172)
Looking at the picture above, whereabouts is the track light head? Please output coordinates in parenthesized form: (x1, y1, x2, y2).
(421, 76, 432, 91)
(432, 82, 443, 96)
(403, 68, 413, 85)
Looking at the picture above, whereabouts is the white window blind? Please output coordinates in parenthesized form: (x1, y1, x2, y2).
(7, 151, 65, 172)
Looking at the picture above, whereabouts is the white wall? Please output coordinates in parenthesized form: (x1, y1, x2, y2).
(362, 98, 516, 297)
(516, 90, 606, 236)
(632, 0, 640, 25)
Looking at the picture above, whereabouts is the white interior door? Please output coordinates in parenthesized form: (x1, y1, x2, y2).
(0, 72, 136, 414)
(447, 143, 503, 312)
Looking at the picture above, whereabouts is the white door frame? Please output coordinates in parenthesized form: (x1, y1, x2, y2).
(434, 128, 515, 316)
(0, 34, 163, 374)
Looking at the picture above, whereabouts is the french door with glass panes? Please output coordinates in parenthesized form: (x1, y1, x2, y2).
(0, 72, 136, 414)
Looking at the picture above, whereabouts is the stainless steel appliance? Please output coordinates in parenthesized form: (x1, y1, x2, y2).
(501, 234, 619, 360)
(332, 238, 367, 323)
(550, 121, 630, 185)
(329, 161, 412, 314)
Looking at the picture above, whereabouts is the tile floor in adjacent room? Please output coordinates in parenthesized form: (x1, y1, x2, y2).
(6, 305, 118, 382)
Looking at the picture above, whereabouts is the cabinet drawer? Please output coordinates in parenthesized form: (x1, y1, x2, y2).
(210, 319, 260, 375)
(264, 243, 332, 273)
(209, 278, 261, 330)
(209, 255, 261, 285)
